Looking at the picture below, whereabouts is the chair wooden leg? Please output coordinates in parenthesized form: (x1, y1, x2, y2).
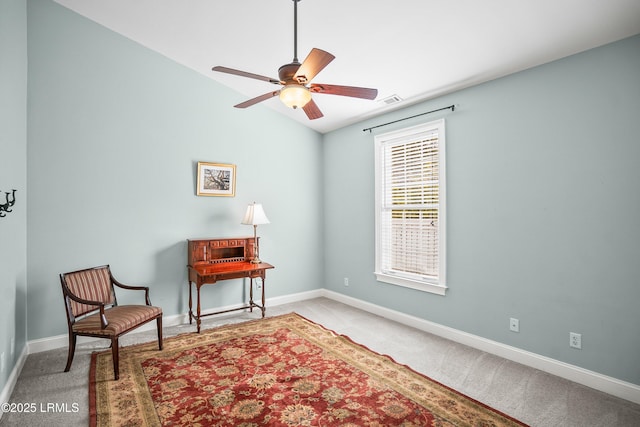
(156, 316, 163, 350)
(111, 337, 119, 380)
(64, 333, 77, 372)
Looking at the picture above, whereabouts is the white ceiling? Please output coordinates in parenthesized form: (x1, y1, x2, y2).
(54, 0, 640, 134)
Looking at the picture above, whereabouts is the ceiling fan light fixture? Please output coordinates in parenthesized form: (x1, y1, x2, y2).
(279, 84, 312, 109)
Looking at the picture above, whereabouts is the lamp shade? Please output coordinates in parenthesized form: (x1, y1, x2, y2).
(279, 85, 312, 109)
(241, 203, 270, 225)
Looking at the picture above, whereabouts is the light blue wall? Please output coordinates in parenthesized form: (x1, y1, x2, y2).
(26, 0, 323, 340)
(0, 0, 28, 391)
(323, 35, 640, 385)
(19, 0, 640, 389)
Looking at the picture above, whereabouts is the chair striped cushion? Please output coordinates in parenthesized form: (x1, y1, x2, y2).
(72, 305, 162, 336)
(64, 267, 114, 317)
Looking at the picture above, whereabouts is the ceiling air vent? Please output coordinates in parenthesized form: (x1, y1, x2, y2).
(380, 94, 403, 105)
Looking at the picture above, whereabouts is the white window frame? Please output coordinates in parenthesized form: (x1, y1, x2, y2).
(374, 119, 447, 296)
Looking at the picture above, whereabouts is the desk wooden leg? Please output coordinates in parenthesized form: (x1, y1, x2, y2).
(196, 285, 202, 333)
(261, 277, 266, 318)
(188, 281, 193, 325)
(249, 278, 254, 313)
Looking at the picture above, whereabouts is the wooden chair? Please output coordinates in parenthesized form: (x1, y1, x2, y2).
(60, 265, 163, 380)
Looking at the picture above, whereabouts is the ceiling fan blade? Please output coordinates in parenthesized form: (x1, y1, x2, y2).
(302, 99, 324, 120)
(309, 84, 378, 100)
(294, 48, 335, 84)
(212, 66, 281, 85)
(234, 91, 280, 109)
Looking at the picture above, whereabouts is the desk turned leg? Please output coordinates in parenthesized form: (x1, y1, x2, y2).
(261, 277, 266, 318)
(188, 281, 193, 325)
(249, 278, 254, 313)
(196, 285, 202, 333)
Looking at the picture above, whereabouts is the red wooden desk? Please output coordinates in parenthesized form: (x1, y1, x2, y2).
(187, 261, 274, 333)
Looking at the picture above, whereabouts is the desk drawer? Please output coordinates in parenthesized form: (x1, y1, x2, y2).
(210, 239, 245, 247)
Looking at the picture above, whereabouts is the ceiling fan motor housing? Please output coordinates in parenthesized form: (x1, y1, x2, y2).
(278, 62, 303, 84)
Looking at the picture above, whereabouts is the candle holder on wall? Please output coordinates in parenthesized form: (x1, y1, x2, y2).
(0, 189, 16, 218)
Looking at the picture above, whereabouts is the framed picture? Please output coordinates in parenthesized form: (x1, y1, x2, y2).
(196, 162, 236, 197)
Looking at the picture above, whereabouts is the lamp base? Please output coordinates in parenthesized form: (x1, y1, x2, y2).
(250, 257, 262, 264)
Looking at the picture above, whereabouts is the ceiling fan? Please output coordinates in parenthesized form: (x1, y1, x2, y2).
(212, 0, 378, 120)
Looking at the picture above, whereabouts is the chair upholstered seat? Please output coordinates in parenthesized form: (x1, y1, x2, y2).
(72, 305, 163, 336)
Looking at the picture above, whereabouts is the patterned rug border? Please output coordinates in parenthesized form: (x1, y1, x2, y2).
(297, 314, 528, 426)
(89, 312, 528, 426)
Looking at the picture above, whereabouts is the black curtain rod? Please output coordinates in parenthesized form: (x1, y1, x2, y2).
(363, 104, 456, 133)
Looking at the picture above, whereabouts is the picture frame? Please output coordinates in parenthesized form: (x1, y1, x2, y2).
(196, 162, 236, 197)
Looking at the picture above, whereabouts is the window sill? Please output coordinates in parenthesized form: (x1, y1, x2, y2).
(374, 272, 447, 296)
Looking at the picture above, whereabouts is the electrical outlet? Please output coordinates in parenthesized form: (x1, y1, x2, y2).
(509, 318, 519, 332)
(570, 332, 582, 349)
(344, 277, 349, 287)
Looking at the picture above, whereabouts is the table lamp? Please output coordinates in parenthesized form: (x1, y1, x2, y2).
(241, 202, 270, 264)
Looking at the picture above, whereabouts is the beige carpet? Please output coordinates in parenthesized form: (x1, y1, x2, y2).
(2, 298, 640, 426)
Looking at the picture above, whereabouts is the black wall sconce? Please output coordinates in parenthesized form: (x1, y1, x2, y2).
(0, 189, 17, 218)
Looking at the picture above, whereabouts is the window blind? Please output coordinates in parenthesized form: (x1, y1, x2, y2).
(375, 119, 446, 292)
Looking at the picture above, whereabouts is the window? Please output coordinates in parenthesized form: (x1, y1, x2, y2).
(374, 119, 447, 295)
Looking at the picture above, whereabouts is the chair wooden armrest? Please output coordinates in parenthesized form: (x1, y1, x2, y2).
(64, 290, 106, 308)
(111, 276, 152, 306)
(62, 291, 109, 328)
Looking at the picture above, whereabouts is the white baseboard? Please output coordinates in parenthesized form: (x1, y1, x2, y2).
(0, 344, 28, 421)
(267, 289, 325, 306)
(27, 312, 189, 354)
(320, 289, 640, 405)
(17, 288, 640, 406)
(27, 289, 325, 354)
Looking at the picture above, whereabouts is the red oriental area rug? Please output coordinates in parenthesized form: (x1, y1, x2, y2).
(90, 313, 528, 426)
